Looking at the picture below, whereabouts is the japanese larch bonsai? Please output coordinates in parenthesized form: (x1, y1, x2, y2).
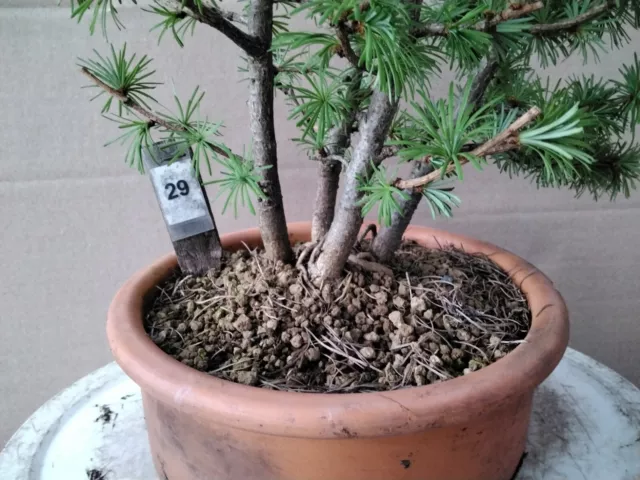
(75, 0, 640, 280)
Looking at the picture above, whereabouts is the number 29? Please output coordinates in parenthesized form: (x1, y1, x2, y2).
(165, 180, 190, 200)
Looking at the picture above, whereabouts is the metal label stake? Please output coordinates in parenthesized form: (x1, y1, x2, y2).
(144, 142, 222, 275)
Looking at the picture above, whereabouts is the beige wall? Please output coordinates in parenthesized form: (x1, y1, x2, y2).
(1, 4, 639, 446)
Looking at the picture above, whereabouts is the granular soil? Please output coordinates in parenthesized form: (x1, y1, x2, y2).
(144, 240, 531, 393)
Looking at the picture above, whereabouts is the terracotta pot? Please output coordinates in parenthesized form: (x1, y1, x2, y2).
(107, 223, 569, 480)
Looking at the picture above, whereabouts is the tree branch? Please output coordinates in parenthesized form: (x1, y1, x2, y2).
(476, 1, 545, 31)
(80, 67, 233, 159)
(219, 10, 248, 26)
(413, 1, 544, 38)
(314, 90, 400, 279)
(373, 54, 500, 261)
(336, 21, 362, 69)
(468, 56, 499, 109)
(161, 0, 264, 57)
(530, 0, 617, 34)
(394, 107, 541, 190)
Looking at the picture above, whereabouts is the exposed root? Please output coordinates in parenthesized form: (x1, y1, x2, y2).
(357, 224, 378, 246)
(347, 253, 394, 277)
(310, 235, 326, 265)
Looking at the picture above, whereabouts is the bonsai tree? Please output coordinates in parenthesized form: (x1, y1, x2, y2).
(74, 0, 640, 281)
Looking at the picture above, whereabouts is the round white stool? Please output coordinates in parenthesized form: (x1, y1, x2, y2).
(1, 348, 639, 480)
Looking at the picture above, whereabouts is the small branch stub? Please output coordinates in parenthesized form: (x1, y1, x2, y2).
(143, 142, 222, 275)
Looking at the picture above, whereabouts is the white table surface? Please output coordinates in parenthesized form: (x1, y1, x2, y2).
(2, 348, 639, 480)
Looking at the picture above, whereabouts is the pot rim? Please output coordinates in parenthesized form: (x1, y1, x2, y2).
(107, 222, 569, 439)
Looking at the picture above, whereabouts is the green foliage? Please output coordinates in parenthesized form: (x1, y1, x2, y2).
(422, 181, 462, 219)
(395, 82, 497, 179)
(160, 89, 226, 176)
(104, 115, 154, 173)
(71, 0, 126, 37)
(572, 141, 640, 199)
(430, 4, 494, 70)
(271, 32, 340, 71)
(519, 103, 594, 184)
(146, 2, 197, 47)
(73, 0, 640, 227)
(358, 165, 408, 227)
(613, 53, 640, 129)
(528, 0, 637, 67)
(564, 75, 624, 136)
(283, 0, 440, 98)
(358, 164, 461, 225)
(78, 44, 159, 114)
(288, 74, 349, 144)
(206, 148, 268, 217)
(353, 0, 440, 97)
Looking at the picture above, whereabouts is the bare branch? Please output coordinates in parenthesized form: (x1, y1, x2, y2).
(413, 1, 544, 38)
(413, 24, 448, 37)
(161, 0, 264, 57)
(394, 107, 542, 190)
(530, 0, 616, 34)
(475, 1, 545, 31)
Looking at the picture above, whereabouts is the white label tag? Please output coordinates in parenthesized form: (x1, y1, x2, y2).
(149, 159, 209, 226)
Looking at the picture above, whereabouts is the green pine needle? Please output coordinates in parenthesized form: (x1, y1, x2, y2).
(357, 164, 409, 227)
(78, 44, 160, 115)
(288, 74, 349, 144)
(206, 148, 268, 218)
(71, 0, 128, 37)
(104, 114, 154, 174)
(613, 53, 640, 130)
(396, 81, 497, 179)
(146, 2, 197, 47)
(422, 181, 461, 219)
(519, 103, 594, 184)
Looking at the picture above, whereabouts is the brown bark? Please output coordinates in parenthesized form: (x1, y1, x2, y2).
(247, 0, 294, 263)
(313, 90, 399, 279)
(413, 2, 544, 38)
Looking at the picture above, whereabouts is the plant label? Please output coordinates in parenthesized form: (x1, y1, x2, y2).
(144, 142, 215, 242)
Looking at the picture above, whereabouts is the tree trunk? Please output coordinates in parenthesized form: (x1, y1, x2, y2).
(312, 154, 343, 242)
(372, 58, 499, 262)
(313, 90, 399, 279)
(311, 124, 351, 242)
(372, 162, 433, 262)
(247, 0, 294, 263)
(311, 71, 364, 242)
